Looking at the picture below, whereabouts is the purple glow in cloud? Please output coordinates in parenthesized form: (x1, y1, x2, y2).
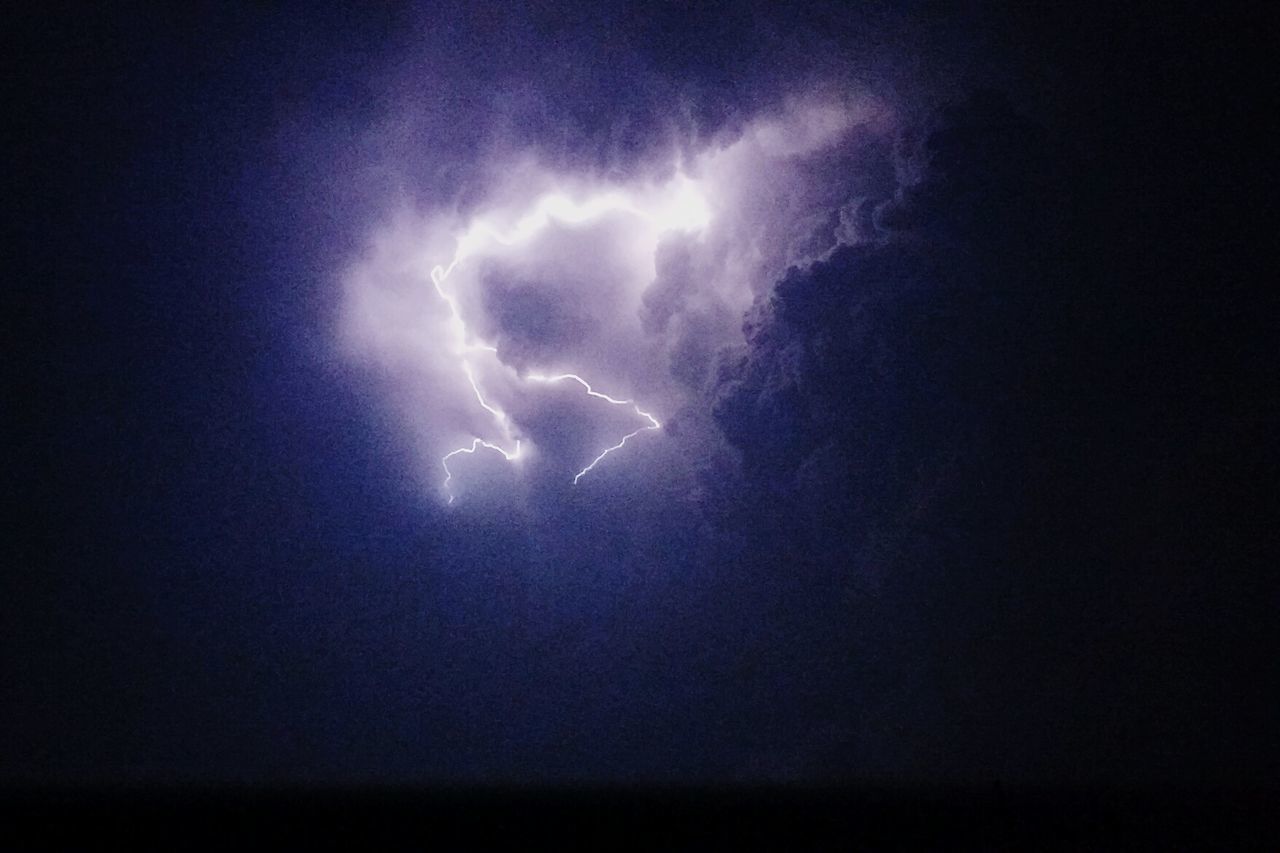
(340, 95, 893, 506)
(427, 176, 704, 502)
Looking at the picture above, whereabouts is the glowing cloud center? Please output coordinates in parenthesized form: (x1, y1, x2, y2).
(429, 175, 709, 503)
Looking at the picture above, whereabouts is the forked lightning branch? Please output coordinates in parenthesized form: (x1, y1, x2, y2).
(428, 177, 709, 503)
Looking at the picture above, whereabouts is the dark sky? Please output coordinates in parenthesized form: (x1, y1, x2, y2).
(3, 1, 1271, 792)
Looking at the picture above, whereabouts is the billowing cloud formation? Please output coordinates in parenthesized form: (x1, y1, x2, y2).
(341, 93, 896, 507)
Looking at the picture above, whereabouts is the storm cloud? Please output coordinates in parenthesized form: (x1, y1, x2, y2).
(9, 2, 1267, 801)
(339, 91, 900, 510)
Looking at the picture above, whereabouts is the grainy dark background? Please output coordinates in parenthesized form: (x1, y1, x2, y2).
(3, 0, 1271, 843)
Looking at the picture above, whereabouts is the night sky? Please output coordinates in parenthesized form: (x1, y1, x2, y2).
(4, 0, 1272, 814)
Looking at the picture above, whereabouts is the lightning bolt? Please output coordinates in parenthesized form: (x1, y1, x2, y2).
(525, 373, 663, 484)
(441, 438, 522, 505)
(428, 177, 706, 503)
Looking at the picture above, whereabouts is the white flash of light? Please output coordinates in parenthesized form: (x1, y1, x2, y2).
(428, 175, 707, 503)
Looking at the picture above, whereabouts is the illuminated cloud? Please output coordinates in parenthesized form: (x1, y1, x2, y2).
(340, 95, 895, 505)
